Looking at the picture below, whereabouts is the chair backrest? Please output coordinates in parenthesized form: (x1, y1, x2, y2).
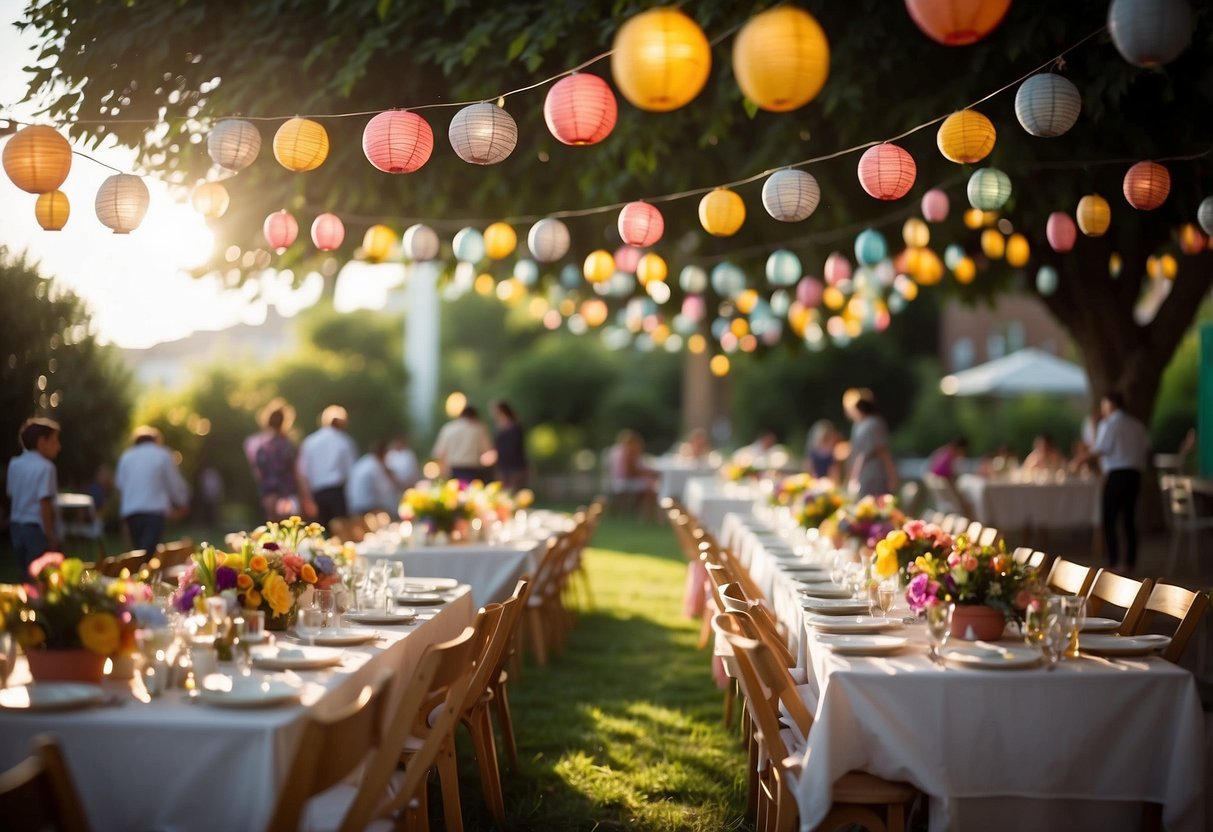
(964, 520, 984, 542)
(1084, 569, 1154, 635)
(0, 735, 92, 832)
(458, 603, 507, 713)
(1165, 476, 1209, 526)
(489, 579, 532, 678)
(1046, 557, 1095, 597)
(941, 514, 970, 536)
(1011, 546, 1034, 565)
(98, 549, 148, 578)
(923, 474, 965, 516)
(718, 585, 796, 668)
(154, 538, 194, 570)
(1133, 582, 1210, 663)
(977, 526, 1001, 548)
(719, 615, 812, 759)
(337, 627, 478, 832)
(924, 510, 945, 526)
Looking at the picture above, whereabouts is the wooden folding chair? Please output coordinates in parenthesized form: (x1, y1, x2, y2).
(97, 549, 149, 578)
(1084, 569, 1154, 636)
(977, 526, 1001, 548)
(964, 520, 984, 542)
(487, 579, 532, 774)
(1131, 582, 1210, 663)
(1045, 557, 1095, 597)
(0, 735, 92, 832)
(523, 532, 572, 665)
(1011, 546, 1050, 573)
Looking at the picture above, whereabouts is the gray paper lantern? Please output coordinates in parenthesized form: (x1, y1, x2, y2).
(526, 218, 571, 263)
(448, 102, 518, 165)
(1197, 197, 1213, 236)
(1108, 0, 1192, 68)
(403, 224, 440, 261)
(1036, 265, 1059, 297)
(1014, 74, 1081, 138)
(207, 119, 262, 171)
(761, 169, 821, 222)
(95, 173, 150, 234)
(967, 168, 1012, 211)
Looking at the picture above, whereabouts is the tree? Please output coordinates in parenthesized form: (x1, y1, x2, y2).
(17, 0, 1213, 423)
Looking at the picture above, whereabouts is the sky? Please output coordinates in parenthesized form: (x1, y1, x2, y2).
(0, 0, 388, 349)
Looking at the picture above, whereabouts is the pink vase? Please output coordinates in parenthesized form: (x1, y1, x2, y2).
(25, 648, 107, 684)
(950, 605, 1007, 641)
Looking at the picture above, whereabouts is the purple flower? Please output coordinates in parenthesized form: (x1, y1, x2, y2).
(905, 573, 939, 614)
(262, 541, 281, 551)
(314, 555, 335, 576)
(174, 583, 203, 613)
(215, 566, 238, 591)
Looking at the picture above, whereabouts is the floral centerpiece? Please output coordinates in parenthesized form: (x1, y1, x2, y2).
(872, 519, 954, 583)
(722, 461, 761, 483)
(822, 494, 905, 551)
(770, 473, 817, 507)
(797, 487, 845, 530)
(400, 479, 474, 536)
(173, 516, 341, 629)
(0, 552, 152, 683)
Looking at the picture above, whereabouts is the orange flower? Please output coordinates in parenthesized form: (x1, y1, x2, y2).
(237, 573, 253, 590)
(300, 563, 318, 584)
(245, 589, 262, 609)
(249, 554, 268, 573)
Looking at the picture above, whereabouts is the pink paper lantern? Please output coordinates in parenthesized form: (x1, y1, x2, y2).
(682, 295, 706, 322)
(311, 213, 345, 251)
(263, 210, 298, 254)
(618, 201, 665, 247)
(857, 143, 917, 200)
(1046, 212, 1077, 253)
(797, 276, 824, 308)
(823, 253, 852, 286)
(921, 188, 950, 222)
(544, 74, 618, 146)
(362, 110, 434, 174)
(615, 245, 642, 273)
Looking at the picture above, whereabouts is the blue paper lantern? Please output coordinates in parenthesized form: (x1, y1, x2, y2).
(680, 265, 708, 294)
(452, 227, 485, 262)
(560, 263, 583, 289)
(854, 229, 888, 266)
(944, 244, 966, 270)
(710, 262, 746, 297)
(765, 249, 802, 286)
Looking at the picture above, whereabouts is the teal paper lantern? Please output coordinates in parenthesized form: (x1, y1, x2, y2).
(967, 168, 1012, 211)
(710, 262, 746, 298)
(453, 227, 485, 262)
(854, 229, 888, 266)
(1036, 265, 1059, 296)
(680, 265, 708, 294)
(765, 249, 802, 286)
(944, 244, 965, 270)
(560, 263, 583, 289)
(769, 289, 790, 317)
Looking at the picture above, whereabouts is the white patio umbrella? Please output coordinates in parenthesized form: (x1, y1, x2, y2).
(939, 347, 1089, 397)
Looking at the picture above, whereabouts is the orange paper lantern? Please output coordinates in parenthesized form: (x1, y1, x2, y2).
(618, 202, 665, 247)
(610, 8, 711, 112)
(3, 125, 72, 194)
(857, 143, 916, 200)
(1122, 161, 1170, 210)
(544, 74, 618, 146)
(362, 110, 433, 174)
(191, 182, 230, 219)
(905, 0, 1012, 46)
(732, 6, 830, 112)
(1077, 195, 1111, 237)
(34, 190, 70, 231)
(273, 117, 329, 172)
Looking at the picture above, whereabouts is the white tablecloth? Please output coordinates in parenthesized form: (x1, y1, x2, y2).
(649, 457, 720, 502)
(957, 473, 1101, 531)
(357, 540, 544, 606)
(0, 588, 476, 832)
(683, 477, 759, 537)
(722, 513, 1206, 832)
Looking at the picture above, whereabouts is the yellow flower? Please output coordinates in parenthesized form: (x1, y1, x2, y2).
(246, 589, 262, 609)
(15, 621, 45, 650)
(875, 548, 899, 579)
(300, 563, 318, 584)
(78, 612, 121, 656)
(249, 554, 269, 573)
(889, 530, 908, 549)
(261, 573, 293, 617)
(516, 489, 534, 508)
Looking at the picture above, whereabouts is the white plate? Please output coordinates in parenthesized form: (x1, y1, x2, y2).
(816, 634, 909, 656)
(781, 564, 829, 573)
(395, 592, 445, 606)
(805, 615, 903, 634)
(344, 608, 418, 625)
(797, 582, 853, 599)
(1079, 633, 1171, 656)
(0, 683, 106, 712)
(1080, 617, 1122, 633)
(196, 677, 300, 708)
(251, 646, 344, 671)
(941, 643, 1042, 669)
(404, 577, 459, 591)
(311, 628, 379, 646)
(802, 598, 872, 615)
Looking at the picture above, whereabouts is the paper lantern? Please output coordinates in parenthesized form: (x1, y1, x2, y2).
(453, 227, 486, 262)
(1199, 197, 1213, 236)
(560, 264, 583, 289)
(527, 218, 571, 263)
(614, 246, 642, 273)
(762, 169, 820, 222)
(953, 256, 976, 284)
(796, 277, 824, 308)
(362, 110, 433, 174)
(618, 202, 664, 247)
(905, 0, 1011, 45)
(962, 208, 984, 229)
(1014, 74, 1081, 138)
(902, 218, 930, 248)
(34, 190, 69, 231)
(637, 253, 668, 285)
(610, 8, 711, 112)
(766, 250, 801, 286)
(515, 260, 540, 287)
(710, 262, 746, 298)
(1109, 253, 1123, 277)
(943, 244, 965, 270)
(906, 247, 944, 286)
(1179, 224, 1207, 256)
(1077, 195, 1111, 237)
(921, 189, 950, 223)
(857, 143, 916, 200)
(698, 188, 746, 236)
(824, 252, 852, 286)
(273, 117, 329, 172)
(937, 110, 996, 164)
(680, 265, 708, 294)
(967, 168, 1012, 210)
(1122, 161, 1170, 210)
(262, 210, 298, 253)
(732, 6, 830, 112)
(1006, 233, 1030, 267)
(981, 229, 1005, 259)
(190, 182, 230, 219)
(362, 224, 397, 263)
(207, 119, 261, 171)
(584, 250, 615, 283)
(1036, 265, 1059, 296)
(449, 102, 518, 165)
(95, 173, 149, 234)
(403, 224, 440, 261)
(3, 125, 72, 194)
(1046, 212, 1077, 252)
(1108, 0, 1192, 68)
(484, 222, 517, 260)
(544, 74, 617, 146)
(854, 229, 888, 266)
(311, 213, 345, 251)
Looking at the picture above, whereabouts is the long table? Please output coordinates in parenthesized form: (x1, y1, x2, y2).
(956, 472, 1101, 531)
(0, 587, 475, 832)
(683, 477, 759, 537)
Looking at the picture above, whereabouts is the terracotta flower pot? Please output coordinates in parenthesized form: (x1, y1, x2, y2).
(950, 604, 1007, 641)
(25, 648, 108, 685)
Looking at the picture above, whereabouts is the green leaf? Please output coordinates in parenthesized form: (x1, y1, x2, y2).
(376, 0, 392, 20)
(742, 97, 759, 119)
(507, 32, 529, 61)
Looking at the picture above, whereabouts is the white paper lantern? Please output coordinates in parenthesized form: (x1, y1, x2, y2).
(453, 227, 486, 262)
(1198, 197, 1213, 236)
(1108, 0, 1192, 68)
(1014, 74, 1081, 138)
(94, 173, 150, 234)
(207, 119, 262, 171)
(527, 218, 571, 263)
(448, 102, 518, 165)
(967, 168, 1012, 211)
(403, 224, 440, 261)
(679, 265, 708, 294)
(761, 169, 820, 222)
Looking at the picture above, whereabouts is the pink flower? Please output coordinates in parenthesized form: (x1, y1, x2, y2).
(282, 554, 304, 584)
(947, 552, 961, 568)
(28, 551, 64, 579)
(961, 553, 979, 572)
(177, 562, 197, 588)
(1015, 590, 1036, 611)
(903, 519, 926, 540)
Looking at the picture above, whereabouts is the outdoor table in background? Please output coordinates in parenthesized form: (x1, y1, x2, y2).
(648, 455, 720, 503)
(683, 477, 760, 538)
(957, 472, 1100, 535)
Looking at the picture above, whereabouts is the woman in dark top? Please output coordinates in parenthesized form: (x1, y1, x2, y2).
(248, 400, 301, 520)
(492, 400, 528, 490)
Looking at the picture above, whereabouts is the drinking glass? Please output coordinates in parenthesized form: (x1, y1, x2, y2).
(925, 602, 953, 662)
(876, 581, 896, 618)
(1023, 603, 1048, 653)
(1059, 595, 1086, 658)
(232, 618, 253, 676)
(1043, 596, 1070, 664)
(243, 610, 265, 642)
(0, 632, 13, 689)
(313, 589, 336, 629)
(829, 551, 847, 587)
(384, 561, 406, 595)
(297, 608, 324, 646)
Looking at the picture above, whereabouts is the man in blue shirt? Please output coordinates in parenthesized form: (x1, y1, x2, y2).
(6, 417, 63, 573)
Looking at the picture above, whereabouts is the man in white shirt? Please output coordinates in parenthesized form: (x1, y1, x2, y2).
(1082, 391, 1151, 571)
(297, 405, 358, 526)
(114, 426, 190, 554)
(6, 417, 63, 572)
(346, 441, 400, 515)
(432, 406, 492, 482)
(384, 434, 420, 490)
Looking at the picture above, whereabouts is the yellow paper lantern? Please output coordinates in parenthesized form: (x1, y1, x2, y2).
(611, 8, 711, 112)
(963, 208, 984, 229)
(1109, 252, 1123, 277)
(636, 252, 668, 285)
(1006, 233, 1030, 267)
(190, 182, 230, 219)
(474, 273, 496, 296)
(953, 256, 976, 284)
(362, 224, 397, 262)
(907, 247, 944, 285)
(688, 334, 707, 354)
(981, 229, 1005, 259)
(273, 117, 329, 172)
(1077, 194, 1111, 237)
(1179, 224, 1207, 255)
(3, 125, 72, 194)
(736, 289, 759, 315)
(902, 217, 930, 248)
(1146, 255, 1162, 280)
(584, 249, 615, 283)
(581, 299, 610, 327)
(822, 286, 846, 310)
(1160, 253, 1178, 280)
(709, 354, 730, 377)
(937, 110, 996, 164)
(730, 318, 749, 338)
(699, 188, 746, 237)
(34, 190, 70, 231)
(483, 222, 517, 260)
(732, 6, 830, 112)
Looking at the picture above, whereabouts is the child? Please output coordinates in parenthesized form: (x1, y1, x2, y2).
(6, 417, 63, 572)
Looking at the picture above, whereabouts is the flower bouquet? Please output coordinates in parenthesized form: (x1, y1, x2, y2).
(872, 519, 954, 583)
(399, 479, 473, 536)
(822, 494, 905, 551)
(770, 473, 817, 507)
(722, 461, 761, 483)
(797, 487, 845, 530)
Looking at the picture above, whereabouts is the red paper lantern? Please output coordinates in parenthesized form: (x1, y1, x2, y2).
(362, 111, 434, 174)
(921, 188, 949, 222)
(905, 0, 1012, 46)
(311, 213, 345, 251)
(617, 201, 664, 247)
(544, 74, 618, 146)
(1046, 212, 1077, 253)
(857, 143, 916, 200)
(1122, 161, 1170, 210)
(263, 210, 298, 254)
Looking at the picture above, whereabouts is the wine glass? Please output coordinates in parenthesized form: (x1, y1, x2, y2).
(1023, 603, 1049, 654)
(829, 551, 847, 587)
(384, 561, 406, 596)
(1042, 598, 1069, 666)
(876, 580, 896, 618)
(925, 602, 953, 663)
(313, 589, 336, 630)
(232, 618, 253, 676)
(1059, 595, 1086, 658)
(297, 608, 324, 647)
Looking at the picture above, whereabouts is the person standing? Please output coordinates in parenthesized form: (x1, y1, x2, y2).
(248, 399, 304, 522)
(804, 420, 842, 480)
(1079, 391, 1151, 572)
(6, 417, 63, 572)
(492, 400, 528, 490)
(384, 433, 420, 490)
(845, 392, 899, 498)
(114, 426, 190, 555)
(297, 405, 358, 527)
(346, 441, 400, 515)
(432, 405, 493, 483)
